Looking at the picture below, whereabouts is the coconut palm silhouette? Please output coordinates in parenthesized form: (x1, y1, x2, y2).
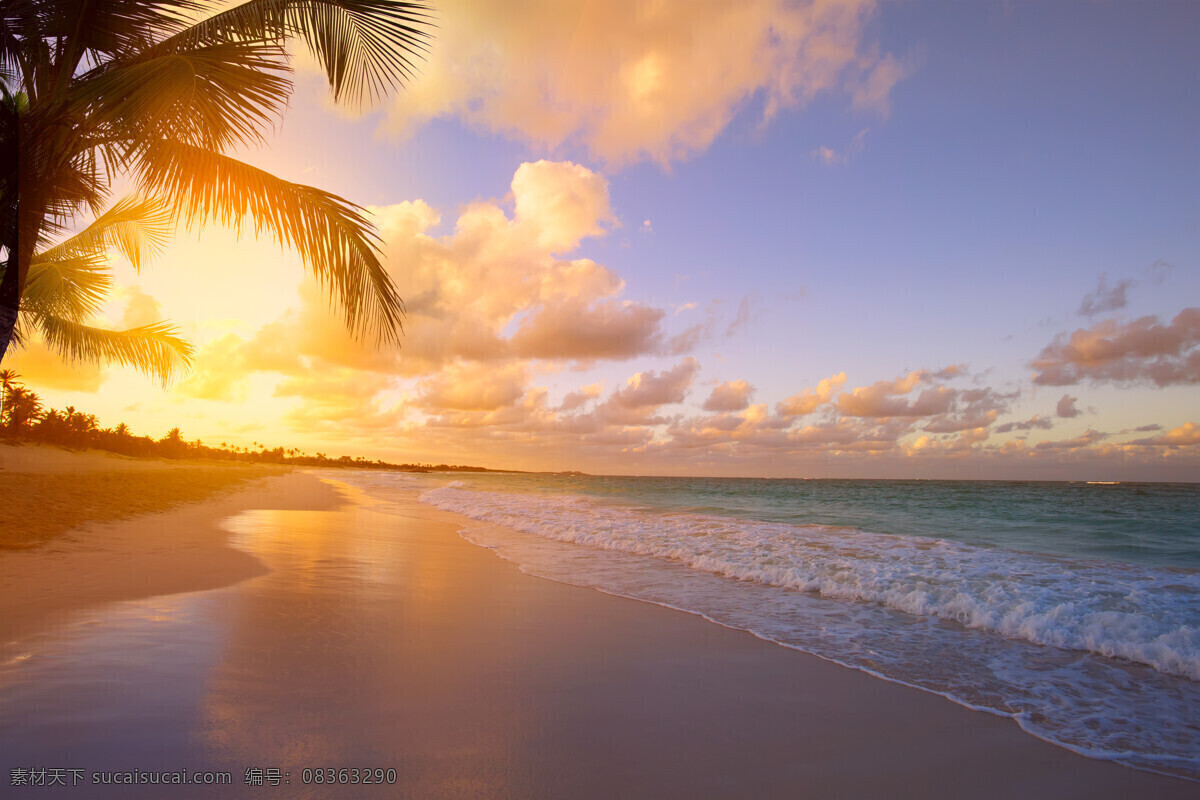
(0, 0, 434, 365)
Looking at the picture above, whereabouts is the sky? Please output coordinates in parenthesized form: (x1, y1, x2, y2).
(10, 0, 1200, 480)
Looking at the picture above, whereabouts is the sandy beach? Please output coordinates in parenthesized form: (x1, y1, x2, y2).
(0, 445, 338, 644)
(1, 456, 1196, 798)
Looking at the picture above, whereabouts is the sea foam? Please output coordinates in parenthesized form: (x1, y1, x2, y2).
(419, 486, 1200, 680)
(410, 482, 1200, 779)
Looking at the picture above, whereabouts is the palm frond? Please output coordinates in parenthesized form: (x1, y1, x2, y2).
(33, 195, 172, 272)
(30, 0, 202, 59)
(136, 138, 403, 341)
(159, 0, 433, 105)
(22, 255, 112, 321)
(73, 40, 293, 153)
(34, 312, 193, 383)
(19, 111, 110, 243)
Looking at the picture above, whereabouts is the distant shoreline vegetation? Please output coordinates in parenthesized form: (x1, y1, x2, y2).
(0, 373, 511, 474)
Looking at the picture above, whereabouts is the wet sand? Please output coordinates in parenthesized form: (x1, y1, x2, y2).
(1, 469, 1195, 798)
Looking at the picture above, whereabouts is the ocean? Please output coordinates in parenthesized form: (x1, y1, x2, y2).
(337, 470, 1200, 780)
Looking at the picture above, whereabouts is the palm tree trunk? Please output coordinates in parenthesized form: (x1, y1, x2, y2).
(0, 147, 42, 363)
(0, 93, 19, 364)
(0, 265, 17, 362)
(0, 209, 38, 363)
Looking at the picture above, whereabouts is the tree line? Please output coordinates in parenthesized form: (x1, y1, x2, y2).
(0, 371, 498, 474)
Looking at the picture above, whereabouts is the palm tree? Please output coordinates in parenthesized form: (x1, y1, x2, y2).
(0, 366, 17, 419)
(1, 383, 42, 434)
(0, 0, 433, 363)
(17, 195, 193, 380)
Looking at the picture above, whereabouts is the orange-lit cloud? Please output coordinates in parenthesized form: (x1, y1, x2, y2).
(1129, 421, 1200, 448)
(117, 286, 166, 328)
(836, 371, 956, 417)
(177, 333, 248, 401)
(417, 362, 529, 412)
(176, 161, 679, 399)
(5, 342, 104, 393)
(609, 358, 699, 409)
(777, 372, 846, 416)
(509, 298, 665, 360)
(382, 0, 907, 166)
(275, 368, 404, 433)
(703, 380, 755, 412)
(1032, 307, 1200, 386)
(558, 382, 603, 412)
(511, 160, 614, 252)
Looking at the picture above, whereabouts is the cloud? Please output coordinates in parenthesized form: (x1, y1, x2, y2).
(811, 128, 868, 166)
(777, 372, 846, 417)
(826, 369, 1015, 436)
(1144, 259, 1173, 285)
(1078, 273, 1134, 317)
(4, 341, 104, 393)
(118, 286, 166, 328)
(994, 415, 1053, 434)
(850, 52, 919, 115)
(176, 161, 677, 394)
(1056, 394, 1081, 418)
(703, 380, 755, 412)
(1034, 429, 1109, 450)
(789, 418, 899, 449)
(609, 358, 699, 409)
(725, 295, 758, 337)
(276, 369, 404, 433)
(176, 333, 249, 401)
(1129, 422, 1200, 448)
(417, 362, 529, 411)
(921, 408, 1001, 433)
(510, 299, 665, 360)
(1031, 308, 1200, 386)
(512, 160, 614, 253)
(559, 382, 603, 412)
(379, 0, 906, 166)
(836, 370, 956, 417)
(919, 387, 1009, 432)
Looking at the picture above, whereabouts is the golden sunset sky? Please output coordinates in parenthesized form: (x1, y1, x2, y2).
(10, 0, 1200, 479)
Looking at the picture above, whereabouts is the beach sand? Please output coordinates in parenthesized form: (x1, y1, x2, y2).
(0, 458, 1195, 799)
(0, 444, 338, 643)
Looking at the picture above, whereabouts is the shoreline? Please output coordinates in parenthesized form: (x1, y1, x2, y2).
(338, 477, 1200, 798)
(1, 464, 1195, 798)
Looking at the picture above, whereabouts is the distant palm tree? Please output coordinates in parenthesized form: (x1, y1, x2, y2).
(0, 367, 18, 419)
(160, 425, 186, 458)
(1, 383, 43, 434)
(1, 0, 434, 363)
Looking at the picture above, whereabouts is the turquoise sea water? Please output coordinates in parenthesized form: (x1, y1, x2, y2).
(424, 474, 1200, 569)
(342, 471, 1200, 780)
